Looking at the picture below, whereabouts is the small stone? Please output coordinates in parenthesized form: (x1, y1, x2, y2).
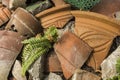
(12, 60, 27, 80)
(71, 69, 101, 80)
(26, 0, 52, 15)
(28, 56, 45, 80)
(101, 45, 120, 80)
(44, 73, 63, 80)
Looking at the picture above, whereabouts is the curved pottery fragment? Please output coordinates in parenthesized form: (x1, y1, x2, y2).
(0, 7, 11, 26)
(0, 30, 24, 80)
(71, 11, 120, 71)
(35, 3, 73, 28)
(5, 8, 42, 38)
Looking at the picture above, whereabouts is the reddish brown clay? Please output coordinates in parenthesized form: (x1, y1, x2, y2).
(91, 0, 120, 17)
(54, 31, 93, 79)
(0, 6, 11, 26)
(5, 8, 42, 38)
(35, 0, 73, 28)
(0, 30, 24, 80)
(71, 11, 120, 71)
(71, 69, 101, 80)
(51, 0, 66, 6)
(45, 51, 62, 72)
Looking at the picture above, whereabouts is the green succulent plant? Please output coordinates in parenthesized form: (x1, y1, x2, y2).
(21, 27, 58, 76)
(64, 0, 100, 10)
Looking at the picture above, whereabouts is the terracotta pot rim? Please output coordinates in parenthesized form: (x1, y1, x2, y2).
(71, 11, 120, 35)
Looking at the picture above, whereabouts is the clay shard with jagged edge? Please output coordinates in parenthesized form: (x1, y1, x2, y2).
(5, 7, 42, 38)
(45, 51, 62, 72)
(71, 69, 101, 80)
(35, 0, 73, 28)
(0, 30, 24, 80)
(2, 0, 26, 10)
(0, 6, 11, 27)
(54, 31, 93, 79)
(90, 0, 120, 17)
(71, 11, 120, 71)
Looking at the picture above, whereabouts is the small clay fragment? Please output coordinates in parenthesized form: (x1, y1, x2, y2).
(54, 31, 93, 79)
(5, 8, 42, 38)
(0, 30, 24, 80)
(35, 0, 73, 28)
(72, 11, 120, 71)
(71, 69, 101, 80)
(90, 0, 120, 17)
(0, 6, 11, 26)
(45, 51, 62, 72)
(2, 0, 26, 10)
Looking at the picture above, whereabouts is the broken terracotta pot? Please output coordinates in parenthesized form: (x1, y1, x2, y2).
(45, 51, 62, 72)
(2, 0, 26, 10)
(0, 6, 11, 26)
(90, 0, 120, 17)
(0, 30, 24, 80)
(54, 31, 93, 79)
(35, 0, 73, 28)
(71, 69, 101, 80)
(72, 11, 120, 71)
(5, 8, 42, 38)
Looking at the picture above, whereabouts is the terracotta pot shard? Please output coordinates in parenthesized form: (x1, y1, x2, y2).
(71, 11, 120, 71)
(2, 0, 26, 10)
(5, 8, 42, 38)
(90, 0, 120, 17)
(54, 31, 93, 79)
(0, 30, 24, 80)
(45, 51, 62, 72)
(0, 7, 11, 27)
(35, 2, 73, 28)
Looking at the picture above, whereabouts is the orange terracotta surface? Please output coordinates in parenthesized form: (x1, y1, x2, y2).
(91, 0, 120, 17)
(54, 31, 93, 79)
(35, 1, 73, 28)
(0, 7, 11, 26)
(71, 11, 120, 71)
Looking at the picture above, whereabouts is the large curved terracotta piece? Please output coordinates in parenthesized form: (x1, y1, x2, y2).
(35, 0, 73, 28)
(71, 11, 120, 71)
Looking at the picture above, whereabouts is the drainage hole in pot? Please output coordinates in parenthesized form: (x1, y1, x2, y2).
(11, 24, 18, 32)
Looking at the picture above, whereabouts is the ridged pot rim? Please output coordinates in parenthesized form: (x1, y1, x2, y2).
(71, 11, 120, 35)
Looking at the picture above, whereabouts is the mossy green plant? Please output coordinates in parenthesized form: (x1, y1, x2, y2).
(21, 27, 58, 76)
(64, 0, 100, 10)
